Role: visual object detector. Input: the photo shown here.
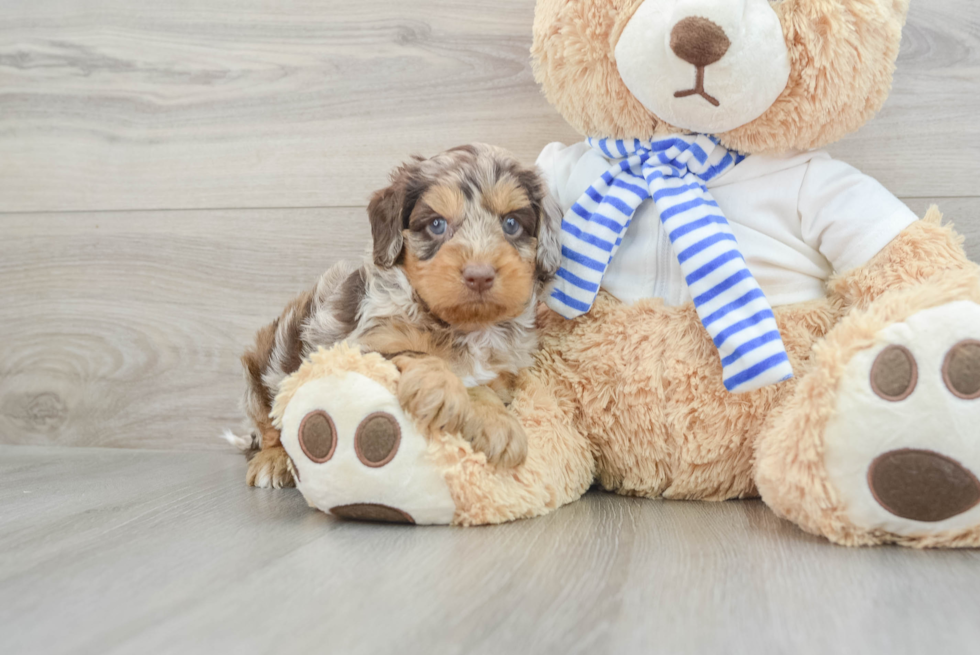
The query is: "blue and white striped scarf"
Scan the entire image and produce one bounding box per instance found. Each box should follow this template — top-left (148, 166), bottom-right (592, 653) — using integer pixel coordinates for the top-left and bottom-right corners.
top-left (546, 134), bottom-right (793, 393)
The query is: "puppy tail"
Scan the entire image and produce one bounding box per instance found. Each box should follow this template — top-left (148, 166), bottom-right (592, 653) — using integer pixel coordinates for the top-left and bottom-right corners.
top-left (221, 429), bottom-right (260, 457)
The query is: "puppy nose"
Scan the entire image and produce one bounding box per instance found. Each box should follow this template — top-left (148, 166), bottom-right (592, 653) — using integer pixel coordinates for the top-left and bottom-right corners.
top-left (670, 16), bottom-right (731, 67)
top-left (463, 264), bottom-right (496, 293)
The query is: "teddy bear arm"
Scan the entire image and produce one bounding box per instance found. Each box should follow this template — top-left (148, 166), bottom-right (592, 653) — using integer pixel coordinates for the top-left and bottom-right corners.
top-left (826, 207), bottom-right (978, 313)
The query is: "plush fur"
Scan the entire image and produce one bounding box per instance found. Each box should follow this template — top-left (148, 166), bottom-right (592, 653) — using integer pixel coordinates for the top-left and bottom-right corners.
top-left (757, 213), bottom-right (980, 547)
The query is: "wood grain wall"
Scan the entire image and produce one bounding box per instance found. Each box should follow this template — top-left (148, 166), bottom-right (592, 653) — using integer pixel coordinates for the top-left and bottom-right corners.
top-left (1, 0), bottom-right (978, 450)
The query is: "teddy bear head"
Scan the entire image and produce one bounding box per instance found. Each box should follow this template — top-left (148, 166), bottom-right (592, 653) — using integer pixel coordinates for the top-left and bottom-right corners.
top-left (532, 0), bottom-right (909, 154)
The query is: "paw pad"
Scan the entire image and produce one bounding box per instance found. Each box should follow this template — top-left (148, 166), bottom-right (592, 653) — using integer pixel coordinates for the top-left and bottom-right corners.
top-left (868, 449), bottom-right (980, 522)
top-left (329, 503), bottom-right (415, 524)
top-left (354, 412), bottom-right (401, 467)
top-left (823, 302), bottom-right (980, 537)
top-left (942, 340), bottom-right (980, 399)
top-left (298, 410), bottom-right (337, 463)
top-left (870, 345), bottom-right (917, 401)
top-left (278, 371), bottom-right (456, 524)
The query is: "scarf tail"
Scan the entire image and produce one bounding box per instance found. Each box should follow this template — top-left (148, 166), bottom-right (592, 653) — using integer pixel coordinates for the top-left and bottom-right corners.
top-left (547, 135), bottom-right (794, 394)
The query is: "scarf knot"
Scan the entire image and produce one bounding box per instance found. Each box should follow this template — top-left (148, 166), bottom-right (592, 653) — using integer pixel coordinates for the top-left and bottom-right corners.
top-left (546, 134), bottom-right (793, 393)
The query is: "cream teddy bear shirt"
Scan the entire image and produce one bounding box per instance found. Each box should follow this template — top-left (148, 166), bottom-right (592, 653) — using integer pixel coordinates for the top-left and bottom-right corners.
top-left (537, 141), bottom-right (918, 307)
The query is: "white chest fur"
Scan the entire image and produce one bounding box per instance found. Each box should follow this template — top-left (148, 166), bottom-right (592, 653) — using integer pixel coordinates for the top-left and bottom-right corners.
top-left (456, 320), bottom-right (535, 388)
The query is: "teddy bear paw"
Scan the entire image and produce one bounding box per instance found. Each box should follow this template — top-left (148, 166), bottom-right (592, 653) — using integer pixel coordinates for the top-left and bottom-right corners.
top-left (824, 301), bottom-right (980, 538)
top-left (277, 371), bottom-right (457, 525)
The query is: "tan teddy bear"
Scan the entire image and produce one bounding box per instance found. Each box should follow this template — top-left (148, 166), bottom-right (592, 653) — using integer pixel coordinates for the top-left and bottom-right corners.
top-left (269, 0), bottom-right (980, 547)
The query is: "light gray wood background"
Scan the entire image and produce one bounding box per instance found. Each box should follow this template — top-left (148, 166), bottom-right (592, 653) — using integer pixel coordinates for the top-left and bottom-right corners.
top-left (1, 0), bottom-right (978, 451)
top-left (2, 4), bottom-right (980, 654)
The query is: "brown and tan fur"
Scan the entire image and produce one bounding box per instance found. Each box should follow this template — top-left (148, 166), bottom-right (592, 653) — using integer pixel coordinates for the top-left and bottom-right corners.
top-left (238, 144), bottom-right (562, 488)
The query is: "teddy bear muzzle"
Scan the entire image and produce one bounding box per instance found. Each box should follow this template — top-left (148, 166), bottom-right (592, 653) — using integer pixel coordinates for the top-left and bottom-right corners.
top-left (669, 16), bottom-right (730, 107)
top-left (615, 0), bottom-right (791, 133)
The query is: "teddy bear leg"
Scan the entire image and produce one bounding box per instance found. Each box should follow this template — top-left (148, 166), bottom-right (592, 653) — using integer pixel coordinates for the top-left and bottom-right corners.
top-left (422, 365), bottom-right (595, 526)
top-left (756, 274), bottom-right (980, 547)
top-left (274, 343), bottom-right (595, 526)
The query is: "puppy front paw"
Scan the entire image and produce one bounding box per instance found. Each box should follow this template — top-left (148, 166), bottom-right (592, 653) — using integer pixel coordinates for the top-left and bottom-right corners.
top-left (393, 355), bottom-right (469, 436)
top-left (463, 404), bottom-right (528, 468)
top-left (246, 446), bottom-right (296, 489)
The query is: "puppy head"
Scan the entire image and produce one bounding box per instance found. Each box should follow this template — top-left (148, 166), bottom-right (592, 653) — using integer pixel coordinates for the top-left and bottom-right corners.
top-left (368, 144), bottom-right (561, 331)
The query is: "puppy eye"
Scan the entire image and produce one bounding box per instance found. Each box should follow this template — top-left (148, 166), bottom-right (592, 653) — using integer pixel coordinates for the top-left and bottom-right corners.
top-left (428, 218), bottom-right (447, 236)
top-left (502, 216), bottom-right (522, 236)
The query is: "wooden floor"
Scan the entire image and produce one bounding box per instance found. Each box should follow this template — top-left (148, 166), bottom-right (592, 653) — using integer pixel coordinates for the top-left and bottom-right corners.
top-left (2, 1), bottom-right (980, 653)
top-left (2, 445), bottom-right (980, 655)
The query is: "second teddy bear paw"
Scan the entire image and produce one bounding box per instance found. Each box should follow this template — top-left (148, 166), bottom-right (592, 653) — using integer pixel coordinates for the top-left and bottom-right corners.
top-left (277, 369), bottom-right (457, 525)
top-left (825, 301), bottom-right (980, 540)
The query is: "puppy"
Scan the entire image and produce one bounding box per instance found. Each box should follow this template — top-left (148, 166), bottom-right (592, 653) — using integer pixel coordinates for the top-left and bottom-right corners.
top-left (236, 144), bottom-right (562, 488)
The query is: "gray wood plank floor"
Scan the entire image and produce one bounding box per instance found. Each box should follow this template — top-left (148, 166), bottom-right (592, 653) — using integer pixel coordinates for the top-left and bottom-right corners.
top-left (0, 208), bottom-right (371, 450)
top-left (2, 445), bottom-right (979, 655)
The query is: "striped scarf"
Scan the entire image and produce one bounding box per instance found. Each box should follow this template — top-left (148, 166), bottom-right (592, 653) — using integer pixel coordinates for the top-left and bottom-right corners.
top-left (546, 134), bottom-right (794, 393)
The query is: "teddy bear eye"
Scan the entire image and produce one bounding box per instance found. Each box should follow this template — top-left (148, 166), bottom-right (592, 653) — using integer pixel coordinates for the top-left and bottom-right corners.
top-left (502, 216), bottom-right (522, 236)
top-left (428, 218), bottom-right (447, 236)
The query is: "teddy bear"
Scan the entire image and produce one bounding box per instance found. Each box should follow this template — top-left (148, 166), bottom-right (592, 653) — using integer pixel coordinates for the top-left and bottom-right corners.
top-left (270, 0), bottom-right (980, 547)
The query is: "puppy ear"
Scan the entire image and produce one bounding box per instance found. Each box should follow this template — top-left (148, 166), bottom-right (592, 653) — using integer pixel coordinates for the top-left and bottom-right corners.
top-left (513, 165), bottom-right (564, 281)
top-left (368, 159), bottom-right (426, 268)
top-left (367, 185), bottom-right (405, 269)
top-left (535, 183), bottom-right (564, 280)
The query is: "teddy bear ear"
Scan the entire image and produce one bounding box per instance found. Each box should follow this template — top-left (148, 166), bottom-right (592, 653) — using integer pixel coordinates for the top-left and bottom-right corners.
top-left (532, 0), bottom-right (662, 141)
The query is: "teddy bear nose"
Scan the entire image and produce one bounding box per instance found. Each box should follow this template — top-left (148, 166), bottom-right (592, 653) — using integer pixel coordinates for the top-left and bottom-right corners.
top-left (670, 16), bottom-right (731, 67)
top-left (463, 264), bottom-right (496, 292)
